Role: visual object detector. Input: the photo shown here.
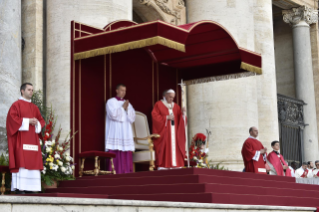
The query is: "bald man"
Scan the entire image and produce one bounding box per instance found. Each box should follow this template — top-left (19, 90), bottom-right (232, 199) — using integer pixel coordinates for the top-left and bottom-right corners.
top-left (241, 127), bottom-right (268, 174)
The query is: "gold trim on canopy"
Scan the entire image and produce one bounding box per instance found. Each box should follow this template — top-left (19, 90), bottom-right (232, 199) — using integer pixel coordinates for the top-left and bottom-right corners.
top-left (240, 62), bottom-right (262, 75)
top-left (74, 36), bottom-right (185, 60)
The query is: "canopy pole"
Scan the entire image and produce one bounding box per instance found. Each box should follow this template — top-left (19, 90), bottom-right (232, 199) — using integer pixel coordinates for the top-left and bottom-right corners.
top-left (179, 79), bottom-right (190, 168)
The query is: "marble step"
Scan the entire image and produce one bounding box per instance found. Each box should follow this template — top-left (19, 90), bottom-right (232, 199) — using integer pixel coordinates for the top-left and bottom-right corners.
top-left (109, 192), bottom-right (319, 208)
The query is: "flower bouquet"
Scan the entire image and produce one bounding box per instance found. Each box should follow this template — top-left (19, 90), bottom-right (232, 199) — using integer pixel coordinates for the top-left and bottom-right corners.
top-left (40, 110), bottom-right (76, 187)
top-left (189, 133), bottom-right (209, 168)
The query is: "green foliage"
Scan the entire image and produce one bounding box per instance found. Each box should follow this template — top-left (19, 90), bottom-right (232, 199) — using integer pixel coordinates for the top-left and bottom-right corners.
top-left (208, 161), bottom-right (229, 170)
top-left (0, 153), bottom-right (9, 166)
top-left (31, 90), bottom-right (49, 121)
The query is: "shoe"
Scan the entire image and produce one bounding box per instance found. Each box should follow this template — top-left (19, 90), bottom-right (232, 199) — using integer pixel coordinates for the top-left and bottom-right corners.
top-left (15, 190), bottom-right (25, 194)
top-left (24, 191), bottom-right (37, 194)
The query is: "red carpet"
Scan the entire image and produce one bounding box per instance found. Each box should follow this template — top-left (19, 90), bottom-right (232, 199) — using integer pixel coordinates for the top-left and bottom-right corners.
top-left (43, 168), bottom-right (319, 208)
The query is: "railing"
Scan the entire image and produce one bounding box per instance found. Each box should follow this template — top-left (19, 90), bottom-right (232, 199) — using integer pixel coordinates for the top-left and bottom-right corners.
top-left (277, 94), bottom-right (306, 166)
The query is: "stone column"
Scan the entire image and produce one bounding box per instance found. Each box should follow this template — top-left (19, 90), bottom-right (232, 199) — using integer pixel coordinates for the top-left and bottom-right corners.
top-left (46, 0), bottom-right (132, 139)
top-left (253, 0), bottom-right (280, 150)
top-left (21, 0), bottom-right (43, 91)
top-left (0, 0), bottom-right (21, 153)
top-left (186, 0), bottom-right (259, 171)
top-left (283, 6), bottom-right (319, 162)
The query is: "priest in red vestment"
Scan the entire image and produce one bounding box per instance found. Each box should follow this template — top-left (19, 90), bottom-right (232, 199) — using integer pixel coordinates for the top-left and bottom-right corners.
top-left (152, 89), bottom-right (186, 170)
top-left (6, 83), bottom-right (45, 194)
top-left (241, 126), bottom-right (268, 174)
top-left (266, 141), bottom-right (291, 177)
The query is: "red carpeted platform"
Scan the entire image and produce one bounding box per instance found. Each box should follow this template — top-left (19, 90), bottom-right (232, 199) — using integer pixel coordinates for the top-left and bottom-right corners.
top-left (44, 168), bottom-right (319, 208)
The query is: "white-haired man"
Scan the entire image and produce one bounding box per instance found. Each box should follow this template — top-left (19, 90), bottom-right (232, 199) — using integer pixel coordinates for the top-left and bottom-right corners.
top-left (152, 89), bottom-right (186, 170)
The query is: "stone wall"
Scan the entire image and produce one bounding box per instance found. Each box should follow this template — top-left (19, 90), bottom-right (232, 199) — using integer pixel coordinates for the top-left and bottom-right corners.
top-left (21, 0), bottom-right (43, 91)
top-left (273, 6), bottom-right (296, 98)
top-left (46, 0), bottom-right (132, 139)
top-left (186, 0), bottom-right (260, 171)
top-left (0, 196), bottom-right (315, 212)
top-left (0, 0), bottom-right (22, 154)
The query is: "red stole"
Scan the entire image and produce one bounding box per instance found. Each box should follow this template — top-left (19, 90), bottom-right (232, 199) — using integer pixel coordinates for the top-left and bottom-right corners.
top-left (267, 151), bottom-right (291, 177)
top-left (6, 100), bottom-right (45, 173)
top-left (241, 138), bottom-right (266, 174)
top-left (317, 171), bottom-right (319, 177)
top-left (151, 101), bottom-right (186, 168)
top-left (301, 169), bottom-right (309, 178)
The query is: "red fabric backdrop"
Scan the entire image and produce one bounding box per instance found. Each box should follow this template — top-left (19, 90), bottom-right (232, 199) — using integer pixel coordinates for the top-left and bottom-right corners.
top-left (71, 48), bottom-right (181, 175)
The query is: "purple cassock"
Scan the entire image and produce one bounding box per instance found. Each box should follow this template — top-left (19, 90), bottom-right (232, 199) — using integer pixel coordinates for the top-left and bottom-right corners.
top-left (105, 95), bottom-right (135, 174)
top-left (107, 150), bottom-right (133, 174)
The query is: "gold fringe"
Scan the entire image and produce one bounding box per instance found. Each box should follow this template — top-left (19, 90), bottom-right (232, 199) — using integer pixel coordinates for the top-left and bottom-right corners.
top-left (240, 62), bottom-right (262, 75)
top-left (74, 36), bottom-right (185, 60)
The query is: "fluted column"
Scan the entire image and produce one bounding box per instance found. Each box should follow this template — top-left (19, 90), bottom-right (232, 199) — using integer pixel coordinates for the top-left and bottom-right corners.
top-left (283, 6), bottom-right (319, 162)
top-left (186, 0), bottom-right (259, 171)
top-left (46, 0), bottom-right (132, 139)
top-left (0, 0), bottom-right (21, 153)
top-left (21, 0), bottom-right (43, 91)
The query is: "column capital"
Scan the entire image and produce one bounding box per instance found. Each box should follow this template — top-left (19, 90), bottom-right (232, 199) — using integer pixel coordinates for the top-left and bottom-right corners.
top-left (282, 5), bottom-right (318, 26)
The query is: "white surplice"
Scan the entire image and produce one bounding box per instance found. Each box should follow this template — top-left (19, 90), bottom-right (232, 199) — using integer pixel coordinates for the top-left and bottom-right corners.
top-left (105, 97), bottom-right (136, 151)
top-left (295, 167), bottom-right (313, 178)
top-left (11, 97), bottom-right (41, 191)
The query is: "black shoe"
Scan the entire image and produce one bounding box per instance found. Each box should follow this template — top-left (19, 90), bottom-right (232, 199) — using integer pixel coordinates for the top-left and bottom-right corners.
top-left (15, 190), bottom-right (25, 194)
top-left (24, 191), bottom-right (37, 194)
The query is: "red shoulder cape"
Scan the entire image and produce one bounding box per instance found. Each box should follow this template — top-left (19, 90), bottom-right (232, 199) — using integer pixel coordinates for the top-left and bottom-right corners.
top-left (267, 151), bottom-right (291, 177)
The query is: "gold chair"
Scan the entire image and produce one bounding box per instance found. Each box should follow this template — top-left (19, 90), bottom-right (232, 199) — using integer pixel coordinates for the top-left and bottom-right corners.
top-left (132, 111), bottom-right (159, 171)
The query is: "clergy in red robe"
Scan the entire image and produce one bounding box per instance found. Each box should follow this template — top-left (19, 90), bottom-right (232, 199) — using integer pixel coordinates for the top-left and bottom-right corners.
top-left (6, 83), bottom-right (45, 194)
top-left (266, 141), bottom-right (291, 177)
top-left (152, 89), bottom-right (186, 170)
top-left (241, 126), bottom-right (268, 174)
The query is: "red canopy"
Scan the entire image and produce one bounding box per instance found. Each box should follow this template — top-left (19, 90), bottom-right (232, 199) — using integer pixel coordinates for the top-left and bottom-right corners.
top-left (73, 20), bottom-right (262, 75)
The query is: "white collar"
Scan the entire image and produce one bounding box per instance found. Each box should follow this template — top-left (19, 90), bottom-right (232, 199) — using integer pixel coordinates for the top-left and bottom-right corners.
top-left (161, 98), bottom-right (174, 109)
top-left (249, 135), bottom-right (257, 140)
top-left (19, 96), bottom-right (31, 103)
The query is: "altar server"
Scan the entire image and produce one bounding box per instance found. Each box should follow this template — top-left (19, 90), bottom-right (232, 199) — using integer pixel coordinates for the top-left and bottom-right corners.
top-left (241, 127), bottom-right (268, 174)
top-left (312, 160), bottom-right (319, 178)
top-left (266, 141), bottom-right (291, 177)
top-left (152, 89), bottom-right (186, 170)
top-left (105, 84), bottom-right (135, 174)
top-left (295, 162), bottom-right (312, 178)
top-left (6, 83), bottom-right (45, 194)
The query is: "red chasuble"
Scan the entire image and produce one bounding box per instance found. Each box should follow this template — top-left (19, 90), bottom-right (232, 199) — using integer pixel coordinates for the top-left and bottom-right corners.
top-left (241, 138), bottom-right (266, 174)
top-left (151, 101), bottom-right (186, 168)
top-left (6, 100), bottom-right (45, 173)
top-left (267, 151), bottom-right (291, 177)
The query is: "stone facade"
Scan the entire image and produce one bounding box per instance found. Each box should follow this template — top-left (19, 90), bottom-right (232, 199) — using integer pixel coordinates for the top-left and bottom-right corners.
top-left (0, 196), bottom-right (315, 212)
top-left (46, 0), bottom-right (132, 140)
top-left (274, 6), bottom-right (296, 98)
top-left (21, 0), bottom-right (43, 91)
top-left (186, 0), bottom-right (278, 171)
top-left (1, 0), bottom-right (319, 167)
top-left (0, 0), bottom-right (21, 153)
top-left (134, 0), bottom-right (186, 25)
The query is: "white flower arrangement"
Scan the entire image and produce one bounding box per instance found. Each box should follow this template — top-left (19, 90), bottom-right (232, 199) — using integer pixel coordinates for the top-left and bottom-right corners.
top-left (60, 167), bottom-right (66, 173)
top-left (46, 147), bottom-right (52, 153)
top-left (54, 153), bottom-right (61, 159)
